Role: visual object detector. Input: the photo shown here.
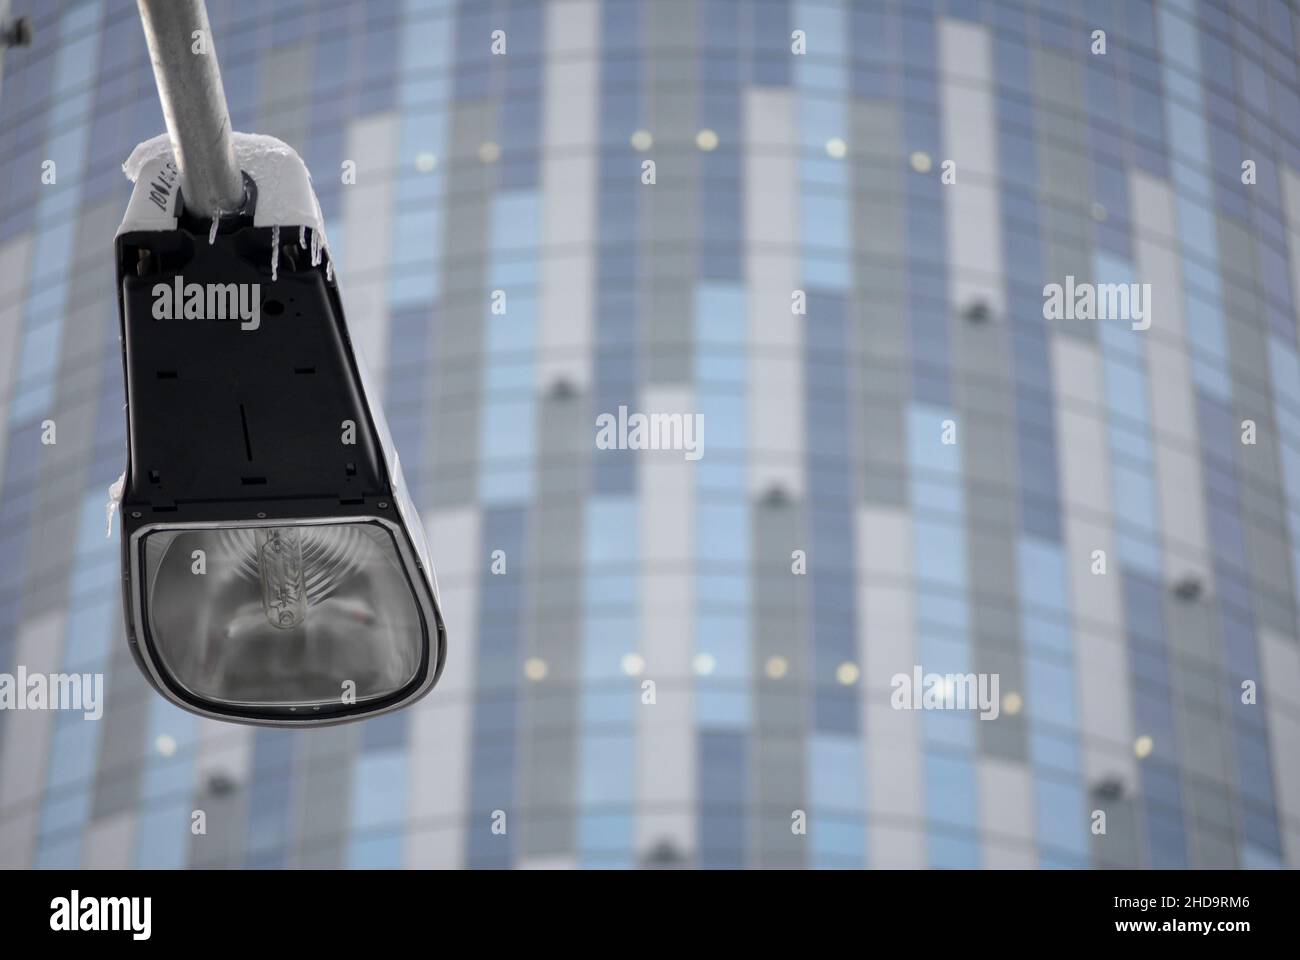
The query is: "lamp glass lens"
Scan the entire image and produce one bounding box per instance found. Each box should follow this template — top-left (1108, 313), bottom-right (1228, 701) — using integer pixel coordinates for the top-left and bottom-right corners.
top-left (142, 521), bottom-right (423, 711)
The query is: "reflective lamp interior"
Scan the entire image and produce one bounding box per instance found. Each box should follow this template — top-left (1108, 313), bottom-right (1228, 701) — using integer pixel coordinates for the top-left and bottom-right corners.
top-left (142, 522), bottom-right (423, 711)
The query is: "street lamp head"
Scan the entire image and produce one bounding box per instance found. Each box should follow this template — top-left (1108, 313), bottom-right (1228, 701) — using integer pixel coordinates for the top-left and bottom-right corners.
top-left (112, 134), bottom-right (446, 726)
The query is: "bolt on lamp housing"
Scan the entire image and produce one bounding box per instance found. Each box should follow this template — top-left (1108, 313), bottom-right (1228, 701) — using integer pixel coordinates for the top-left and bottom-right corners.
top-left (113, 134), bottom-right (445, 726)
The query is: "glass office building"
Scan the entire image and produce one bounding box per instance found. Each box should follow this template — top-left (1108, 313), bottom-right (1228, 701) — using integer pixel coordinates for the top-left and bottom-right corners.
top-left (1, 0), bottom-right (1298, 869)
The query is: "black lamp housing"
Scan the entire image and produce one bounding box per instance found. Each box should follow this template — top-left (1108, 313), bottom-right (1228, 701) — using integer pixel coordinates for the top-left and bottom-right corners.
top-left (113, 138), bottom-right (445, 726)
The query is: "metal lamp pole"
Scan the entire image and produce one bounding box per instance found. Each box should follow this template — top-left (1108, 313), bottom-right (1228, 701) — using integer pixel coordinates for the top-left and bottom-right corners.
top-left (136, 0), bottom-right (245, 218)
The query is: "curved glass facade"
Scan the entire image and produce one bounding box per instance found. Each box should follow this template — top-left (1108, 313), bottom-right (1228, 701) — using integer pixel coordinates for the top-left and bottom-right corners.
top-left (0, 0), bottom-right (1298, 869)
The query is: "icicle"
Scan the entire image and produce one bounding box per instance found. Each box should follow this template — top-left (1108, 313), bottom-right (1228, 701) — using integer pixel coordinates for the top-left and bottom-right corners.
top-left (310, 228), bottom-right (322, 267)
top-left (299, 225), bottom-right (307, 248)
top-left (326, 260), bottom-right (333, 283)
top-left (270, 224), bottom-right (280, 282)
top-left (209, 216), bottom-right (219, 245)
top-left (105, 472), bottom-right (126, 538)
